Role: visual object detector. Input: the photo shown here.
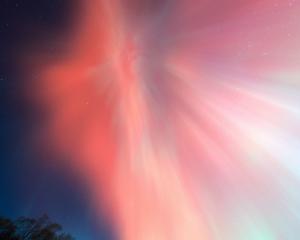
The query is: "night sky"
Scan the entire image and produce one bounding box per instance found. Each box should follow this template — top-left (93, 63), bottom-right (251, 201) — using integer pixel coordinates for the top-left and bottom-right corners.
top-left (2, 0), bottom-right (300, 239)
top-left (0, 1), bottom-right (114, 239)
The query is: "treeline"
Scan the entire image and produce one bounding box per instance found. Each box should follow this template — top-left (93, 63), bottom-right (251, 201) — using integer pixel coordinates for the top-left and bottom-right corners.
top-left (0, 214), bottom-right (74, 240)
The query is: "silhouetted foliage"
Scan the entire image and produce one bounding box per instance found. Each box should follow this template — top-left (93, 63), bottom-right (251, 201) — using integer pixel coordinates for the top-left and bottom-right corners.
top-left (0, 214), bottom-right (75, 240)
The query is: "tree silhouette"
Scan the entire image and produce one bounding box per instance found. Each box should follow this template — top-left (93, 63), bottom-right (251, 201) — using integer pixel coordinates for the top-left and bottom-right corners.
top-left (0, 214), bottom-right (74, 240)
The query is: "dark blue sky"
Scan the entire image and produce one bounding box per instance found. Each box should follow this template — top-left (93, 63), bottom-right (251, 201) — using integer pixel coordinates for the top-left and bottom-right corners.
top-left (0, 1), bottom-right (114, 239)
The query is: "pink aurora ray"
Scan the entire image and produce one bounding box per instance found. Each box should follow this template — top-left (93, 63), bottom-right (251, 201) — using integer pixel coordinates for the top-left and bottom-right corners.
top-left (28, 0), bottom-right (300, 239)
